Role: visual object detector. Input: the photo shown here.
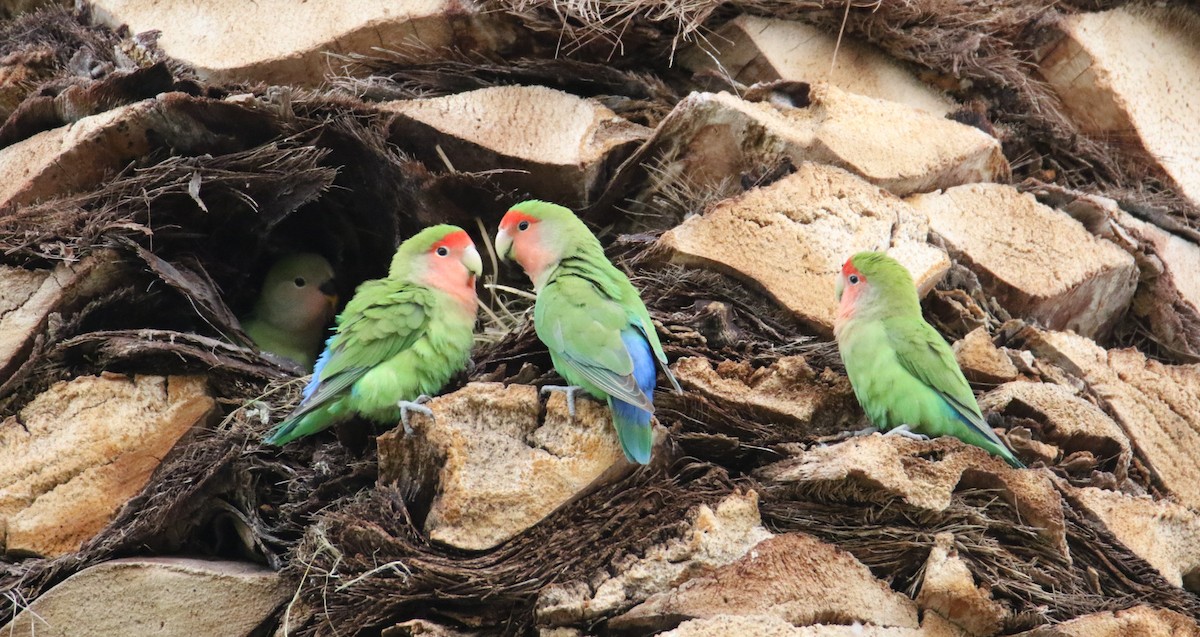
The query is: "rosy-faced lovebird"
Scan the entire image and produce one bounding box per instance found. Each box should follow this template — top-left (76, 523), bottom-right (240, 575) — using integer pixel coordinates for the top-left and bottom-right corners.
top-left (495, 200), bottom-right (681, 464)
top-left (263, 225), bottom-right (482, 446)
top-left (241, 253), bottom-right (338, 368)
top-left (834, 251), bottom-right (1024, 468)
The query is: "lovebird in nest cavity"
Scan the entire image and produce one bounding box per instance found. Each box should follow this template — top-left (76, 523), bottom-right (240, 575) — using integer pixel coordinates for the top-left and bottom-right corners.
top-left (834, 251), bottom-right (1024, 468)
top-left (241, 253), bottom-right (338, 369)
top-left (263, 225), bottom-right (482, 446)
top-left (495, 200), bottom-right (681, 464)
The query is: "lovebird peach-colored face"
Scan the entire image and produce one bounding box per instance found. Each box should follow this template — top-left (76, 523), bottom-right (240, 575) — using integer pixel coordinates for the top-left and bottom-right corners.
top-left (422, 229), bottom-right (482, 312)
top-left (495, 209), bottom-right (556, 282)
top-left (836, 257), bottom-right (869, 322)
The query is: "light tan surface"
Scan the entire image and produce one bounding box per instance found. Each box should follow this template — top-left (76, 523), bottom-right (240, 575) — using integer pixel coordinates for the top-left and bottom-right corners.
top-left (1013, 606), bottom-right (1200, 637)
top-left (659, 615), bottom-right (967, 637)
top-left (90, 0), bottom-right (514, 85)
top-left (953, 328), bottom-right (1019, 385)
top-left (0, 374), bottom-right (214, 557)
top-left (759, 435), bottom-right (1066, 553)
top-left (382, 86), bottom-right (649, 207)
top-left (1069, 485), bottom-right (1200, 589)
top-left (537, 492), bottom-right (772, 626)
top-left (0, 100), bottom-right (155, 208)
top-left (909, 184), bottom-right (1137, 338)
top-left (648, 86), bottom-right (1007, 198)
top-left (612, 533), bottom-right (920, 632)
top-left (917, 533), bottom-right (1007, 636)
top-left (671, 355), bottom-right (855, 428)
top-left (659, 162), bottom-right (949, 335)
top-left (680, 15), bottom-right (953, 115)
top-left (1038, 6), bottom-right (1200, 209)
top-left (1, 558), bottom-right (286, 637)
top-left (1024, 329), bottom-right (1200, 511)
top-left (980, 381), bottom-right (1131, 476)
top-left (378, 382), bottom-right (628, 551)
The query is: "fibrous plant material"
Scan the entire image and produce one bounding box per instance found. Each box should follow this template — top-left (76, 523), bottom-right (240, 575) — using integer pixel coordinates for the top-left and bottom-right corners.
top-left (2, 1), bottom-right (1200, 635)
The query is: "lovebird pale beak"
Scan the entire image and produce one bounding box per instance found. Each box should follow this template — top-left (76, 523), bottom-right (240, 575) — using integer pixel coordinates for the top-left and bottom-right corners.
top-left (463, 244), bottom-right (483, 278)
top-left (494, 228), bottom-right (512, 263)
top-left (319, 279), bottom-right (339, 313)
top-left (835, 274), bottom-right (844, 302)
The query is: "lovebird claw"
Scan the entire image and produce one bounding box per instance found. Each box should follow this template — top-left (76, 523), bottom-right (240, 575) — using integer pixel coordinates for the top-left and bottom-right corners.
top-left (885, 424), bottom-right (929, 441)
top-left (397, 399), bottom-right (435, 435)
top-left (541, 384), bottom-right (584, 418)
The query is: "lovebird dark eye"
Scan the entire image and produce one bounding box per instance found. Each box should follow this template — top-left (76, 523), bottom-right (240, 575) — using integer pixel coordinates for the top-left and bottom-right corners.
top-left (294, 277), bottom-right (306, 287)
top-left (436, 246), bottom-right (449, 257)
top-left (517, 220), bottom-right (530, 231)
top-left (849, 275), bottom-right (860, 285)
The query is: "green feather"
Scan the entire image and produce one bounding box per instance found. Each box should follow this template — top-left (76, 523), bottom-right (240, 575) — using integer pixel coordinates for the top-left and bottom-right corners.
top-left (264, 226), bottom-right (477, 445)
top-left (512, 200), bottom-right (681, 462)
top-left (837, 252), bottom-right (1024, 468)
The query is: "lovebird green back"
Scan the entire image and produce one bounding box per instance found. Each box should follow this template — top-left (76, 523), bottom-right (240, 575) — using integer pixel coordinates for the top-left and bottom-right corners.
top-left (241, 253), bottom-right (337, 369)
top-left (495, 200), bottom-right (681, 464)
top-left (263, 225), bottom-right (482, 446)
top-left (834, 251), bottom-right (1024, 468)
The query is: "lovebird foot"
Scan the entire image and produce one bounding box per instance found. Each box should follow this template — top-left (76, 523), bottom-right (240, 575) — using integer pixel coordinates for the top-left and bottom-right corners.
top-left (541, 384), bottom-right (585, 418)
top-left (884, 424), bottom-right (929, 441)
top-left (397, 395), bottom-right (434, 435)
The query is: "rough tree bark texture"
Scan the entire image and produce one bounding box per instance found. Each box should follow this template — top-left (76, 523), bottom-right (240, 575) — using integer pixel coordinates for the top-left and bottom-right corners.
top-left (1, 1), bottom-right (1199, 637)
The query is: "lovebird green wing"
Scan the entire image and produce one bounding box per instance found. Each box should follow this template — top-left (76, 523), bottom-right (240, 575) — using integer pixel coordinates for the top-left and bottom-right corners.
top-left (885, 316), bottom-right (1023, 467)
top-left (535, 275), bottom-right (654, 412)
top-left (265, 281), bottom-right (431, 443)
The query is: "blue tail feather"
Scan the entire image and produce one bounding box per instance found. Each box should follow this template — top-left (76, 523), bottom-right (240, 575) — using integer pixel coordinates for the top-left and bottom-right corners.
top-left (611, 329), bottom-right (658, 464)
top-left (302, 336), bottom-right (334, 400)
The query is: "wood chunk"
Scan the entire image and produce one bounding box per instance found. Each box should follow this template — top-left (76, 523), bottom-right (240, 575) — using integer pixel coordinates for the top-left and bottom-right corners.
top-left (0, 375), bottom-right (214, 557)
top-left (908, 184), bottom-right (1137, 338)
top-left (536, 492), bottom-right (772, 627)
top-left (980, 381), bottom-right (1131, 478)
top-left (671, 355), bottom-right (856, 436)
top-left (660, 615), bottom-right (967, 637)
top-left (377, 382), bottom-right (629, 551)
top-left (89, 0), bottom-right (517, 86)
top-left (661, 616), bottom-right (966, 637)
top-left (610, 533), bottom-right (919, 634)
top-left (953, 327), bottom-right (1019, 385)
top-left (1037, 6), bottom-right (1200, 209)
top-left (0, 558), bottom-right (286, 637)
top-left (0, 254), bottom-right (126, 385)
top-left (1110, 206), bottom-right (1200, 361)
top-left (383, 86), bottom-right (649, 208)
top-left (0, 100), bottom-right (157, 208)
top-left (758, 435), bottom-right (1066, 553)
top-left (658, 162), bottom-right (949, 335)
top-left (680, 16), bottom-right (953, 116)
top-left (917, 533), bottom-right (1008, 636)
top-left (1021, 329), bottom-right (1200, 511)
top-left (1068, 486), bottom-right (1200, 590)
top-left (638, 85), bottom-right (1007, 198)
top-left (1013, 606), bottom-right (1200, 637)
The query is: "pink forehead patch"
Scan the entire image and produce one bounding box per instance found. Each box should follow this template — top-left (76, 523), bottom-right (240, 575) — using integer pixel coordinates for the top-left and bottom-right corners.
top-left (500, 210), bottom-right (538, 230)
top-left (841, 259), bottom-right (861, 277)
top-left (433, 230), bottom-right (472, 252)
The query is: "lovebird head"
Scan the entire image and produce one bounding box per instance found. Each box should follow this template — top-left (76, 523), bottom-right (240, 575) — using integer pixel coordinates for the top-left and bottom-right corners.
top-left (835, 251), bottom-right (922, 328)
top-left (392, 224), bottom-right (482, 312)
top-left (254, 252), bottom-right (338, 333)
top-left (495, 200), bottom-right (599, 290)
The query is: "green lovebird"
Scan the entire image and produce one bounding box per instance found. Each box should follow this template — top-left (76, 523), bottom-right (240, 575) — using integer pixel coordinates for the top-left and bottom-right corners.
top-left (495, 200), bottom-right (681, 464)
top-left (241, 253), bottom-right (338, 369)
top-left (263, 225), bottom-right (482, 446)
top-left (834, 251), bottom-right (1024, 468)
